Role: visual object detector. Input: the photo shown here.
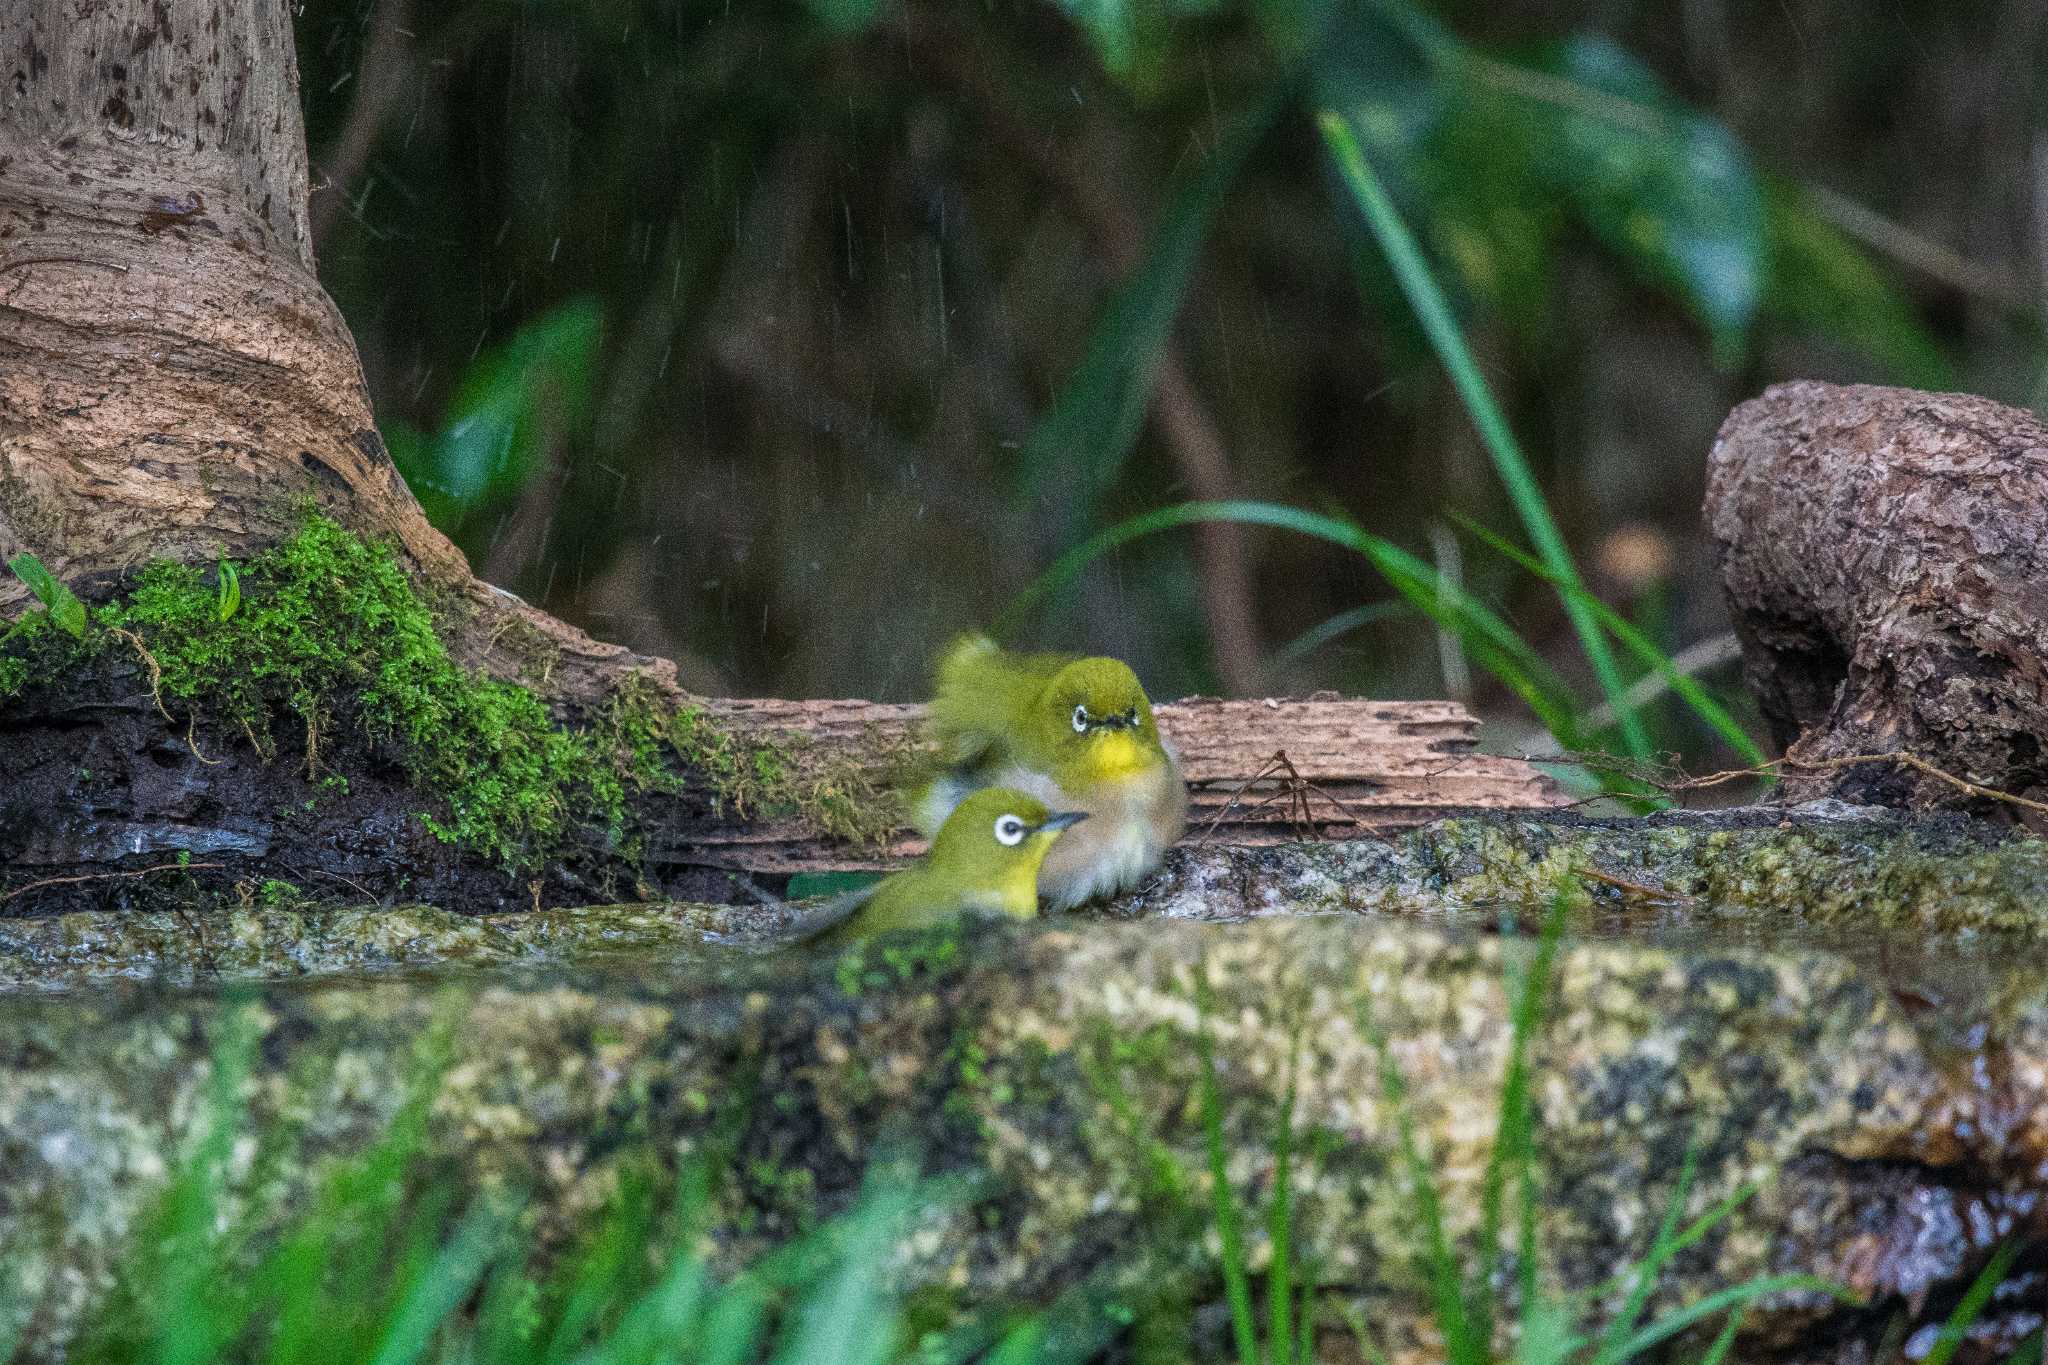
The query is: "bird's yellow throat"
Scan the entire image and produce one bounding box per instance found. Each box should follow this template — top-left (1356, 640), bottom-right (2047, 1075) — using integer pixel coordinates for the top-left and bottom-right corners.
top-left (1080, 730), bottom-right (1153, 782)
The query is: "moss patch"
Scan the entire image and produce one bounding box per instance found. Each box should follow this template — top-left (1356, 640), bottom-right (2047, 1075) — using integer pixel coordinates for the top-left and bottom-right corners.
top-left (0, 514), bottom-right (885, 875)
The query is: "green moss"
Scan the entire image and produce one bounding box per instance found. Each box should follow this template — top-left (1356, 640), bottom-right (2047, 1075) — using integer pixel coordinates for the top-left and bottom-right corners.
top-left (0, 514), bottom-right (895, 875)
top-left (669, 703), bottom-right (904, 848)
top-left (70, 516), bottom-right (649, 871)
top-left (0, 608), bottom-right (94, 700)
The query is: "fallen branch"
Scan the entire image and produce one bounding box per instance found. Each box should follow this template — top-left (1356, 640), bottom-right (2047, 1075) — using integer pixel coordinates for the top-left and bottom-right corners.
top-left (3, 862), bottom-right (223, 903)
top-left (685, 694), bottom-right (1567, 872)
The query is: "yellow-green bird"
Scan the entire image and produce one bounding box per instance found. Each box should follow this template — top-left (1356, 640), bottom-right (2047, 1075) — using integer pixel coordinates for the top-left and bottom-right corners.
top-left (913, 634), bottom-right (1186, 911)
top-left (798, 787), bottom-right (1087, 948)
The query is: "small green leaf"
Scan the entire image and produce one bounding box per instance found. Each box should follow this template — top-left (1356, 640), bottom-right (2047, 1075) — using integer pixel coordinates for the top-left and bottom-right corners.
top-left (216, 560), bottom-right (241, 623)
top-left (784, 871), bottom-right (881, 901)
top-left (8, 551), bottom-right (87, 638)
top-left (389, 298), bottom-right (604, 532)
top-left (800, 0), bottom-right (888, 37)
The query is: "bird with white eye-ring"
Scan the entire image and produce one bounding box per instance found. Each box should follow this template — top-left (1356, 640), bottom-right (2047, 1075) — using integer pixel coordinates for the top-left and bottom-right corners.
top-left (914, 635), bottom-right (1186, 911)
top-left (794, 788), bottom-right (1087, 947)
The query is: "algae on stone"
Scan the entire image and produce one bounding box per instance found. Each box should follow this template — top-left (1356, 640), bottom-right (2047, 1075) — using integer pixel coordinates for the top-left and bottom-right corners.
top-left (2, 915), bottom-right (2039, 1361)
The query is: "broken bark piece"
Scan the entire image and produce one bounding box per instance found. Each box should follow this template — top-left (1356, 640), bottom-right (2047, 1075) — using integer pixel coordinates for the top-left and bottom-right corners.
top-left (684, 693), bottom-right (1567, 872)
top-left (1706, 381), bottom-right (2048, 811)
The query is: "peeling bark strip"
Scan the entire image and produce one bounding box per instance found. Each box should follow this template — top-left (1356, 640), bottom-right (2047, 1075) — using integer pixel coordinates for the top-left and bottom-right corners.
top-left (1706, 382), bottom-right (2048, 811)
top-left (688, 694), bottom-right (1564, 872)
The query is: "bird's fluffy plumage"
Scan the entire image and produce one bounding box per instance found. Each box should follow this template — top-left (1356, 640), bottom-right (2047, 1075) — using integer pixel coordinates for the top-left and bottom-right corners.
top-left (800, 787), bottom-right (1081, 947)
top-left (915, 634), bottom-right (1185, 911)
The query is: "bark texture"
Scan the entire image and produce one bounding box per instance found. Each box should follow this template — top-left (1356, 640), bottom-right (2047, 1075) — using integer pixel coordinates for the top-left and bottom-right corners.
top-left (0, 0), bottom-right (659, 714)
top-left (691, 693), bottom-right (1562, 871)
top-left (1707, 381), bottom-right (2048, 810)
top-left (0, 0), bottom-right (462, 589)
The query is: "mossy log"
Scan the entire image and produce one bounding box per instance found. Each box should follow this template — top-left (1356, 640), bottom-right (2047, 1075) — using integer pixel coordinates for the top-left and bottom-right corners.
top-left (5, 858), bottom-right (2047, 1360)
top-left (1, 512), bottom-right (1562, 915)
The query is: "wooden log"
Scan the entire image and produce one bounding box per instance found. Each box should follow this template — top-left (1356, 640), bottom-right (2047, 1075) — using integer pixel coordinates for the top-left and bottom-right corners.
top-left (1708, 381), bottom-right (2048, 813)
top-left (677, 693), bottom-right (1568, 873)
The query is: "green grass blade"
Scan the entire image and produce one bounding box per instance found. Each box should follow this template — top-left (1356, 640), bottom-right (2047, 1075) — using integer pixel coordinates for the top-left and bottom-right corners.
top-left (1453, 516), bottom-right (1768, 766)
top-left (1356, 1006), bottom-right (1486, 1364)
top-left (543, 1178), bottom-right (655, 1361)
top-left (771, 1182), bottom-right (913, 1365)
top-left (1315, 108), bottom-right (1649, 760)
top-left (2004, 1329), bottom-right (2046, 1365)
top-left (1480, 895), bottom-right (1565, 1351)
top-left (691, 1278), bottom-right (769, 1365)
top-left (148, 1002), bottom-right (264, 1365)
top-left (1603, 1274), bottom-right (1853, 1358)
top-left (1194, 962), bottom-right (1262, 1365)
top-left (1272, 601), bottom-right (1410, 671)
top-left (986, 1318), bottom-right (1049, 1365)
top-left (1266, 1018), bottom-right (1303, 1362)
top-left (1334, 1298), bottom-right (1394, 1365)
top-left (1564, 1176), bottom-right (1764, 1316)
top-left (1697, 1303), bottom-right (1749, 1365)
top-left (367, 1204), bottom-right (509, 1365)
top-left (996, 499), bottom-right (1589, 748)
top-left (1295, 1256), bottom-right (1318, 1365)
top-left (1590, 1138), bottom-right (1700, 1365)
top-left (1021, 92), bottom-right (1280, 515)
top-left (1922, 1241), bottom-right (2021, 1365)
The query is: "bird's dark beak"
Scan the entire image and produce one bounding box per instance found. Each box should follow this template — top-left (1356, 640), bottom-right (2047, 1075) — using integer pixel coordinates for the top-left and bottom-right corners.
top-left (1037, 811), bottom-right (1088, 834)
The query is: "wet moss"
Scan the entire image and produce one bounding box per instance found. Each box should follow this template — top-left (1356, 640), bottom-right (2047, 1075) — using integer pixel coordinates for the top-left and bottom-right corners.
top-left (669, 701), bottom-right (904, 848)
top-left (0, 514), bottom-right (891, 875)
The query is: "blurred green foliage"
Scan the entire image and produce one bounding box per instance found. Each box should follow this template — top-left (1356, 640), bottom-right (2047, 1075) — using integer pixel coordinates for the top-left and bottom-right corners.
top-left (383, 298), bottom-right (604, 533)
top-left (300, 0), bottom-right (2018, 763)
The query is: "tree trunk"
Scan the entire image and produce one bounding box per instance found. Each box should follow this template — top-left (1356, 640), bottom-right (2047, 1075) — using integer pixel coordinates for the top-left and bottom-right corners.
top-left (0, 0), bottom-right (459, 591)
top-left (1707, 381), bottom-right (2048, 814)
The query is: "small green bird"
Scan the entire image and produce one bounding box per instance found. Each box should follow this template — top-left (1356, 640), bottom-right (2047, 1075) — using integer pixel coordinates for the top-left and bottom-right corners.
top-left (913, 634), bottom-right (1187, 911)
top-left (799, 787), bottom-right (1087, 947)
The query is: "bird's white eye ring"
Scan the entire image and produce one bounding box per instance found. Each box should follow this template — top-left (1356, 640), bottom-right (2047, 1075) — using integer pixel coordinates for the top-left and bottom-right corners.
top-left (994, 815), bottom-right (1027, 846)
top-left (1071, 704), bottom-right (1089, 733)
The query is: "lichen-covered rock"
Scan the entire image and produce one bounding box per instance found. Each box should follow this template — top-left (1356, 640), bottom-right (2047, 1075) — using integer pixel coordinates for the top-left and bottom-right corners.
top-left (3, 910), bottom-right (2045, 1361)
top-left (9, 806), bottom-right (2048, 993)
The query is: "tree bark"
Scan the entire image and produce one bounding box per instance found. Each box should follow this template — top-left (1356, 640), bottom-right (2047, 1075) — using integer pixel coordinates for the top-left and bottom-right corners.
top-left (0, 0), bottom-right (458, 589)
top-left (1707, 381), bottom-right (2048, 812)
top-left (683, 694), bottom-right (1562, 872)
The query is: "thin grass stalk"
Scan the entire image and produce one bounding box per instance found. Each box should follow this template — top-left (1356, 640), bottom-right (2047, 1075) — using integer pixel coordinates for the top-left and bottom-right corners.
top-left (1476, 897), bottom-right (1565, 1352)
top-left (1266, 1018), bottom-right (1303, 1361)
top-left (1194, 962), bottom-right (1263, 1365)
top-left (1452, 516), bottom-right (1768, 765)
top-left (1922, 1241), bottom-right (2021, 1365)
top-left (1314, 110), bottom-right (1650, 760)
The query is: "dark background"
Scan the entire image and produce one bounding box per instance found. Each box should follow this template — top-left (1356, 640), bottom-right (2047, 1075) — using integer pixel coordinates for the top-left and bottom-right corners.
top-left (294, 0), bottom-right (2043, 766)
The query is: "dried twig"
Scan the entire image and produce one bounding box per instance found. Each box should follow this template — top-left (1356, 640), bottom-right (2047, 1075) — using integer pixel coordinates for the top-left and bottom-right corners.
top-left (1197, 748), bottom-right (1377, 843)
top-left (3, 862), bottom-right (222, 903)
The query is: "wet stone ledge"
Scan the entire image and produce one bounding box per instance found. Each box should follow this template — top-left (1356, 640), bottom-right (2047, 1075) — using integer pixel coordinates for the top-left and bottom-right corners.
top-left (3, 806), bottom-right (2048, 1359)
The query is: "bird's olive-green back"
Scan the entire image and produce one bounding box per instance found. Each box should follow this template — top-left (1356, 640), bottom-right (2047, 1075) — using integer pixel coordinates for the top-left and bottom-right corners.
top-left (926, 634), bottom-right (1164, 775)
top-left (814, 787), bottom-right (1062, 944)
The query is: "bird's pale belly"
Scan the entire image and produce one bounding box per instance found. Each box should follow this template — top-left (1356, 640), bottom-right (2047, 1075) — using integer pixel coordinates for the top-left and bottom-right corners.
top-left (990, 760), bottom-right (1187, 911)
